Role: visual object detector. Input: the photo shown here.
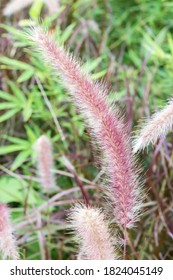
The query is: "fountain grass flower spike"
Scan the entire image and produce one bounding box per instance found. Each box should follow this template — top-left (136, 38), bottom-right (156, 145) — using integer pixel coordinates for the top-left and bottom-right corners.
top-left (0, 203), bottom-right (19, 260)
top-left (35, 135), bottom-right (55, 191)
top-left (133, 99), bottom-right (173, 153)
top-left (29, 26), bottom-right (142, 229)
top-left (69, 204), bottom-right (116, 260)
top-left (3, 0), bottom-right (59, 16)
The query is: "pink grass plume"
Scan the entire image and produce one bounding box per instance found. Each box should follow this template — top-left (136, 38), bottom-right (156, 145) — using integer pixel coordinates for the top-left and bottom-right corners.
top-left (3, 0), bottom-right (33, 16)
top-left (69, 204), bottom-right (116, 260)
top-left (29, 26), bottom-right (142, 228)
top-left (3, 0), bottom-right (59, 16)
top-left (133, 99), bottom-right (173, 153)
top-left (0, 203), bottom-right (19, 259)
top-left (35, 135), bottom-right (55, 191)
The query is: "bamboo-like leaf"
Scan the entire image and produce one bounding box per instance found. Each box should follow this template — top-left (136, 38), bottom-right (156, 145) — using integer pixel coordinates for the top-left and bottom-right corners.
top-left (11, 150), bottom-right (31, 171)
top-left (0, 144), bottom-right (27, 155)
top-left (23, 101), bottom-right (33, 122)
top-left (17, 69), bottom-right (34, 83)
top-left (25, 125), bottom-right (38, 142)
top-left (29, 0), bottom-right (43, 20)
top-left (0, 90), bottom-right (17, 101)
top-left (0, 108), bottom-right (20, 123)
top-left (82, 57), bottom-right (103, 73)
top-left (3, 135), bottom-right (30, 146)
top-left (59, 23), bottom-right (76, 44)
top-left (0, 56), bottom-right (34, 71)
top-left (91, 69), bottom-right (107, 80)
top-left (8, 81), bottom-right (26, 103)
top-left (0, 102), bottom-right (17, 110)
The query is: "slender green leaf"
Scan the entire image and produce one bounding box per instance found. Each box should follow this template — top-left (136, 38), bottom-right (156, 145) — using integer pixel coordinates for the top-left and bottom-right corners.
top-left (25, 125), bottom-right (38, 143)
top-left (0, 102), bottom-right (17, 110)
top-left (17, 69), bottom-right (34, 83)
top-left (29, 0), bottom-right (43, 20)
top-left (3, 135), bottom-right (30, 146)
top-left (0, 56), bottom-right (33, 71)
top-left (60, 23), bottom-right (76, 44)
top-left (0, 108), bottom-right (20, 123)
top-left (8, 81), bottom-right (26, 103)
top-left (0, 144), bottom-right (27, 155)
top-left (23, 101), bottom-right (33, 122)
top-left (0, 90), bottom-right (17, 101)
top-left (82, 57), bottom-right (103, 73)
top-left (11, 150), bottom-right (31, 171)
top-left (91, 69), bottom-right (107, 79)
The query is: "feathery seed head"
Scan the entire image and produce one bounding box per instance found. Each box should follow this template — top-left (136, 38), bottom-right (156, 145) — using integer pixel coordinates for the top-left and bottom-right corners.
top-left (3, 0), bottom-right (33, 16)
top-left (133, 99), bottom-right (173, 153)
top-left (0, 203), bottom-right (19, 260)
top-left (29, 26), bottom-right (143, 228)
top-left (35, 135), bottom-right (55, 191)
top-left (3, 0), bottom-right (59, 16)
top-left (69, 204), bottom-right (116, 260)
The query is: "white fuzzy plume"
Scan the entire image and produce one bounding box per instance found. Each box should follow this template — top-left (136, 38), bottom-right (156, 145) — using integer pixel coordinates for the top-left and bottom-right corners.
top-left (133, 99), bottom-right (173, 153)
top-left (69, 204), bottom-right (116, 260)
top-left (35, 135), bottom-right (55, 191)
top-left (3, 0), bottom-right (33, 16)
top-left (0, 204), bottom-right (19, 260)
top-left (3, 0), bottom-right (59, 16)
